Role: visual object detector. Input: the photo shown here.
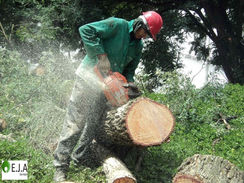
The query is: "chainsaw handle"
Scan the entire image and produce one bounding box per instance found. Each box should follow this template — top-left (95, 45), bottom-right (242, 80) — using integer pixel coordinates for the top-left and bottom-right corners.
top-left (94, 65), bottom-right (112, 82)
top-left (122, 82), bottom-right (141, 99)
top-left (123, 82), bottom-right (139, 90)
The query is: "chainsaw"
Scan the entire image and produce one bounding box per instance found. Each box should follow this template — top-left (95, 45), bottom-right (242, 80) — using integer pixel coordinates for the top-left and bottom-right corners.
top-left (94, 66), bottom-right (129, 107)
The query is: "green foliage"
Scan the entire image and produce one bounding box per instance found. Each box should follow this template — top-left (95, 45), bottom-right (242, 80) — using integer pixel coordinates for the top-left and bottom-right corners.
top-left (0, 2), bottom-right (243, 177)
top-left (179, 0), bottom-right (244, 84)
top-left (1, 0), bottom-right (244, 84)
top-left (132, 72), bottom-right (244, 183)
top-left (0, 48), bottom-right (75, 149)
top-left (142, 10), bottom-right (185, 76)
top-left (67, 164), bottom-right (106, 183)
top-left (102, 0), bottom-right (244, 84)
top-left (0, 48), bottom-right (108, 182)
top-left (0, 0), bottom-right (186, 85)
top-left (0, 139), bottom-right (53, 183)
top-left (0, 0), bottom-right (107, 52)
top-left (0, 49), bottom-right (243, 182)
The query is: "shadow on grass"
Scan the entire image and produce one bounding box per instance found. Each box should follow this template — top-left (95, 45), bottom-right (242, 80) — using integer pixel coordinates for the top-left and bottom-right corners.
top-left (125, 147), bottom-right (183, 183)
top-left (64, 144), bottom-right (183, 183)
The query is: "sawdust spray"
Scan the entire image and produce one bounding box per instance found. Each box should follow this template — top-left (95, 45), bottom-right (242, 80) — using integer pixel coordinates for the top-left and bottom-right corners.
top-left (25, 50), bottom-right (104, 154)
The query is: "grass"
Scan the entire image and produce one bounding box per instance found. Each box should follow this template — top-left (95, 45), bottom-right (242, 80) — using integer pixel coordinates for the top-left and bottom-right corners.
top-left (0, 49), bottom-right (243, 182)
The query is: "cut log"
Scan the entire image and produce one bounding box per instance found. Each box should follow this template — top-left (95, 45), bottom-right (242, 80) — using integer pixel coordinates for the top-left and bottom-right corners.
top-left (103, 157), bottom-right (136, 183)
top-left (91, 97), bottom-right (175, 183)
top-left (96, 97), bottom-right (175, 147)
top-left (173, 154), bottom-right (244, 183)
top-left (90, 141), bottom-right (136, 183)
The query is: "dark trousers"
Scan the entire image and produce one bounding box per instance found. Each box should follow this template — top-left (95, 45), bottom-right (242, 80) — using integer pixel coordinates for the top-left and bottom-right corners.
top-left (53, 75), bottom-right (106, 168)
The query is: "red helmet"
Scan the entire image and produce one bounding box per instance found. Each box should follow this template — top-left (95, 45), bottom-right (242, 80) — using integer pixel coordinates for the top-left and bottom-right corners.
top-left (141, 11), bottom-right (163, 40)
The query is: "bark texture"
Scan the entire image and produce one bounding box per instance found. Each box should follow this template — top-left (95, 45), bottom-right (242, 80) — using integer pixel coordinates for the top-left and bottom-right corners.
top-left (95, 97), bottom-right (175, 147)
top-left (173, 154), bottom-right (244, 183)
top-left (103, 157), bottom-right (136, 183)
top-left (96, 99), bottom-right (135, 146)
top-left (91, 141), bottom-right (136, 183)
top-left (93, 97), bottom-right (175, 183)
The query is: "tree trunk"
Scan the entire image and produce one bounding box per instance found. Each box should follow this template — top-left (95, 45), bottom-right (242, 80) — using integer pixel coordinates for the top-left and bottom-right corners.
top-left (173, 154), bottom-right (244, 183)
top-left (95, 97), bottom-right (175, 147)
top-left (217, 40), bottom-right (244, 85)
top-left (92, 97), bottom-right (175, 183)
top-left (90, 141), bottom-right (136, 183)
top-left (103, 156), bottom-right (136, 183)
top-left (200, 0), bottom-right (244, 85)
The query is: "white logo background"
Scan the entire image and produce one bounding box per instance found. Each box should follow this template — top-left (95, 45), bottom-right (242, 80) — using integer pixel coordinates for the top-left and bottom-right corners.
top-left (2, 160), bottom-right (28, 180)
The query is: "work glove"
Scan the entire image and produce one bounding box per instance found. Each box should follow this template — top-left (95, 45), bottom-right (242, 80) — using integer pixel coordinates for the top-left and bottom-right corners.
top-left (123, 82), bottom-right (141, 99)
top-left (96, 54), bottom-right (111, 77)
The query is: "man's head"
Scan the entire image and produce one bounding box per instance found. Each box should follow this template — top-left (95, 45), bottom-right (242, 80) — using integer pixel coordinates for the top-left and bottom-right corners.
top-left (134, 27), bottom-right (148, 39)
top-left (133, 11), bottom-right (163, 41)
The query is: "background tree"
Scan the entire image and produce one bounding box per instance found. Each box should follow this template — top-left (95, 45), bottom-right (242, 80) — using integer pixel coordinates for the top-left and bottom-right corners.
top-left (1, 0), bottom-right (243, 84)
top-left (0, 0), bottom-right (106, 60)
top-left (113, 0), bottom-right (244, 84)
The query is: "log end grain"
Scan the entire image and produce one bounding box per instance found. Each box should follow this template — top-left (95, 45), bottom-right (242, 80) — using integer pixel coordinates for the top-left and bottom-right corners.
top-left (113, 177), bottom-right (136, 183)
top-left (173, 174), bottom-right (203, 183)
top-left (103, 156), bottom-right (137, 183)
top-left (126, 98), bottom-right (175, 146)
top-left (173, 154), bottom-right (244, 183)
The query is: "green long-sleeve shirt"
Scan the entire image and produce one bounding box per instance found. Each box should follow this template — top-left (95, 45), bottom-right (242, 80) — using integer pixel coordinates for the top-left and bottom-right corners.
top-left (76, 17), bottom-right (143, 82)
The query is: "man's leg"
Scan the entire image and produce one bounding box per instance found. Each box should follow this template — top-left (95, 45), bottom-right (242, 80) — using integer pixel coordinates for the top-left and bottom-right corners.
top-left (71, 85), bottom-right (107, 165)
top-left (53, 77), bottom-right (99, 181)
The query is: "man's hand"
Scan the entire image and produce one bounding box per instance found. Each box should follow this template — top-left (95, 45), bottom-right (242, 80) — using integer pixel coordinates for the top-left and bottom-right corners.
top-left (97, 54), bottom-right (111, 76)
top-left (123, 82), bottom-right (141, 99)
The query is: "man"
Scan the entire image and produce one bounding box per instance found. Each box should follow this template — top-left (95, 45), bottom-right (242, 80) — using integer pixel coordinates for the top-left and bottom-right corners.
top-left (53, 11), bottom-right (163, 182)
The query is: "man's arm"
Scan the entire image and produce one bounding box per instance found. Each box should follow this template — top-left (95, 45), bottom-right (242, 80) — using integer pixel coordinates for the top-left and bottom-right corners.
top-left (79, 18), bottom-right (122, 59)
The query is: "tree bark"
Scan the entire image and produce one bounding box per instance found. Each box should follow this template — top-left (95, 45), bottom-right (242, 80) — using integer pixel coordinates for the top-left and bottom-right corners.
top-left (90, 141), bottom-right (136, 183)
top-left (92, 97), bottom-right (175, 183)
top-left (95, 97), bottom-right (175, 147)
top-left (173, 154), bottom-right (244, 183)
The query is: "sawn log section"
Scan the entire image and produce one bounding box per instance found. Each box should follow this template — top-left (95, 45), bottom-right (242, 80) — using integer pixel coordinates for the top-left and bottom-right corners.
top-left (95, 97), bottom-right (175, 147)
top-left (93, 97), bottom-right (175, 183)
top-left (173, 154), bottom-right (244, 183)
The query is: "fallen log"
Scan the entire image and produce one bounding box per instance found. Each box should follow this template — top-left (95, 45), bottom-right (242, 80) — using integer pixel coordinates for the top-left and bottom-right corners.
top-left (95, 97), bottom-right (175, 147)
top-left (173, 154), bottom-right (244, 183)
top-left (90, 140), bottom-right (136, 183)
top-left (92, 97), bottom-right (175, 183)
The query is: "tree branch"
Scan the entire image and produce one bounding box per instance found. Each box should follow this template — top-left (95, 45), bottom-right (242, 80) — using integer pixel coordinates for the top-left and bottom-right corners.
top-left (0, 22), bottom-right (9, 43)
top-left (217, 113), bottom-right (231, 130)
top-left (0, 22), bottom-right (13, 47)
top-left (184, 9), bottom-right (215, 41)
top-left (194, 8), bottom-right (218, 42)
top-left (116, 0), bottom-right (188, 12)
top-left (235, 0), bottom-right (244, 38)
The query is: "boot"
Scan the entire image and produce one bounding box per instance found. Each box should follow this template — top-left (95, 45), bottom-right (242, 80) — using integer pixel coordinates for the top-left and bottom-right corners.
top-left (53, 167), bottom-right (67, 182)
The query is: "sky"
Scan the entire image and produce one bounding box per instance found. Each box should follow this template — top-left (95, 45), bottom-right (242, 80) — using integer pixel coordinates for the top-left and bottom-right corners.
top-left (178, 37), bottom-right (228, 88)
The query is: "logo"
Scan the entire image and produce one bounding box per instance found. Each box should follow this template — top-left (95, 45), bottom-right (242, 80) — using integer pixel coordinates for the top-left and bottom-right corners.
top-left (1, 161), bottom-right (10, 173)
top-left (1, 160), bottom-right (28, 180)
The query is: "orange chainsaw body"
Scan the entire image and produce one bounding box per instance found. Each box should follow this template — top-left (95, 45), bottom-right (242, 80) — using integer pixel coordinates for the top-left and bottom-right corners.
top-left (94, 67), bottom-right (129, 107)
